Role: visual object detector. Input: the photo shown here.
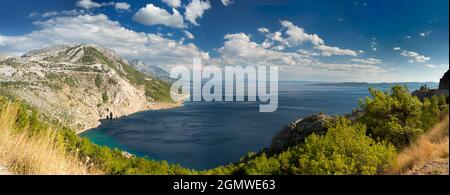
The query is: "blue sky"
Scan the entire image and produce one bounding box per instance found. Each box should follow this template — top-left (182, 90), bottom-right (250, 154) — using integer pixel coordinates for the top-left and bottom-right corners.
top-left (0, 0), bottom-right (448, 82)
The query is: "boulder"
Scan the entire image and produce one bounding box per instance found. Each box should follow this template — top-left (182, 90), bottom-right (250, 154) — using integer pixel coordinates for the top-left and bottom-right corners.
top-left (270, 113), bottom-right (332, 152)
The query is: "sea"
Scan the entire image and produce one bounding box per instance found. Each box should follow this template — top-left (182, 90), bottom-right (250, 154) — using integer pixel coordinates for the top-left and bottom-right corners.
top-left (81, 81), bottom-right (437, 170)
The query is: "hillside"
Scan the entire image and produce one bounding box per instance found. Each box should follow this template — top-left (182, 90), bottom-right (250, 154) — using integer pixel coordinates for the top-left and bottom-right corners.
top-left (0, 45), bottom-right (180, 133)
top-left (391, 114), bottom-right (449, 175)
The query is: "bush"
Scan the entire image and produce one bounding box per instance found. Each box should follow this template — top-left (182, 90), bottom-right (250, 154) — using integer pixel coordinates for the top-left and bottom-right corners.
top-left (297, 117), bottom-right (396, 175)
top-left (358, 85), bottom-right (424, 149)
top-left (359, 85), bottom-right (448, 149)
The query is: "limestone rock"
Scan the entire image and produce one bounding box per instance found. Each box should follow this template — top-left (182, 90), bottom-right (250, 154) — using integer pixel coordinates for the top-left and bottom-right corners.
top-left (270, 113), bottom-right (332, 152)
top-left (0, 44), bottom-right (180, 133)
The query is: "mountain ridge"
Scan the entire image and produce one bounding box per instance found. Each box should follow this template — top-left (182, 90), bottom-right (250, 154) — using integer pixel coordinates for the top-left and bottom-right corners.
top-left (0, 44), bottom-right (180, 133)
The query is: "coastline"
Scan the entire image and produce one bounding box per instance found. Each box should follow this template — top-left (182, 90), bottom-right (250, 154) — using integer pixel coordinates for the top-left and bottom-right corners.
top-left (75, 101), bottom-right (184, 135)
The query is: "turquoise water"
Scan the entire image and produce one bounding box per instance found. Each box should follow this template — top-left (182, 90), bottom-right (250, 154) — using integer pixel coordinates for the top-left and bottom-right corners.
top-left (81, 82), bottom-right (437, 170)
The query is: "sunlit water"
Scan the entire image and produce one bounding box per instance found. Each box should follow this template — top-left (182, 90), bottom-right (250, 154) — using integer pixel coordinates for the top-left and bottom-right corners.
top-left (81, 82), bottom-right (436, 170)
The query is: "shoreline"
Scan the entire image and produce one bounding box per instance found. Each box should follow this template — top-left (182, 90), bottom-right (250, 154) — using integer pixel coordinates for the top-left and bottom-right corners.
top-left (75, 101), bottom-right (184, 135)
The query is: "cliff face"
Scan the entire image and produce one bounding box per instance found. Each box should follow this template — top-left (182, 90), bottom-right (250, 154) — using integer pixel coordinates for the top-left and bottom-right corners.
top-left (439, 70), bottom-right (449, 90)
top-left (0, 45), bottom-right (180, 133)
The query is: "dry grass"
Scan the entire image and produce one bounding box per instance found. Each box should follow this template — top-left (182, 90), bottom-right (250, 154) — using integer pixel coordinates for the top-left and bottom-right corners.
top-left (388, 114), bottom-right (449, 174)
top-left (0, 102), bottom-right (97, 175)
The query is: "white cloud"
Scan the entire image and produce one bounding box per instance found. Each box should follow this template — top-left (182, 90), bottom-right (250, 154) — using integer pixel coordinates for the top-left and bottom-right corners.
top-left (358, 50), bottom-right (364, 54)
top-left (281, 20), bottom-right (324, 46)
top-left (185, 0), bottom-right (211, 26)
top-left (315, 62), bottom-right (385, 73)
top-left (215, 33), bottom-right (313, 67)
top-left (213, 33), bottom-right (377, 77)
top-left (400, 50), bottom-right (431, 63)
top-left (133, 4), bottom-right (185, 28)
top-left (0, 14), bottom-right (208, 68)
top-left (298, 49), bottom-right (320, 57)
top-left (183, 30), bottom-right (195, 39)
top-left (162, 0), bottom-right (182, 8)
top-left (221, 0), bottom-right (233, 6)
top-left (425, 64), bottom-right (437, 68)
top-left (420, 31), bottom-right (432, 37)
top-left (393, 47), bottom-right (401, 51)
top-left (257, 27), bottom-right (270, 34)
top-left (425, 64), bottom-right (446, 68)
top-left (351, 58), bottom-right (382, 65)
top-left (315, 45), bottom-right (358, 56)
top-left (275, 20), bottom-right (357, 56)
top-left (76, 0), bottom-right (102, 9)
top-left (406, 35), bottom-right (412, 39)
top-left (370, 40), bottom-right (377, 51)
top-left (115, 2), bottom-right (131, 11)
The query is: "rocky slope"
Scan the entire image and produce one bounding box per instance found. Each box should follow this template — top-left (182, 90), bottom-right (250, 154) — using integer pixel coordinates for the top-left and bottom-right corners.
top-left (439, 70), bottom-right (449, 90)
top-left (412, 70), bottom-right (449, 100)
top-left (0, 44), bottom-right (180, 133)
top-left (271, 113), bottom-right (333, 152)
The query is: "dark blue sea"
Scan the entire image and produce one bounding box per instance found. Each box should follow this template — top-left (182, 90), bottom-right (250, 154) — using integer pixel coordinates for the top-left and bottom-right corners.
top-left (81, 82), bottom-right (437, 170)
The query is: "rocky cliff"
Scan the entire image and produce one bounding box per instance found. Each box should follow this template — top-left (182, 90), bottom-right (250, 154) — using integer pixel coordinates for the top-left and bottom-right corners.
top-left (439, 70), bottom-right (449, 90)
top-left (270, 113), bottom-right (333, 152)
top-left (0, 44), bottom-right (180, 133)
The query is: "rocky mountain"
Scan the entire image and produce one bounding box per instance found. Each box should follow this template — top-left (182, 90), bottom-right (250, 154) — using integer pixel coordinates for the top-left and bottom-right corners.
top-left (130, 60), bottom-right (173, 82)
top-left (0, 44), bottom-right (181, 133)
top-left (439, 70), bottom-right (449, 90)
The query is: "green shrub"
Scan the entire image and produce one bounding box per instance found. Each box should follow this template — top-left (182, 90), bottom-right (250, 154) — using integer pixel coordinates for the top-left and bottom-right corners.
top-left (358, 85), bottom-right (424, 149)
top-left (102, 92), bottom-right (109, 103)
top-left (297, 117), bottom-right (396, 175)
top-left (95, 74), bottom-right (102, 89)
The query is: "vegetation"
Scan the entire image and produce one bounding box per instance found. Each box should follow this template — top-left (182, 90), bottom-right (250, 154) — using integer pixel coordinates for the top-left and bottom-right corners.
top-left (388, 114), bottom-right (448, 174)
top-left (0, 97), bottom-right (93, 174)
top-left (0, 96), bottom-right (195, 175)
top-left (208, 85), bottom-right (448, 175)
top-left (82, 47), bottom-right (173, 102)
top-left (101, 92), bottom-right (109, 103)
top-left (358, 85), bottom-right (448, 149)
top-left (94, 74), bottom-right (102, 89)
top-left (0, 84), bottom-right (448, 175)
top-left (207, 118), bottom-right (396, 175)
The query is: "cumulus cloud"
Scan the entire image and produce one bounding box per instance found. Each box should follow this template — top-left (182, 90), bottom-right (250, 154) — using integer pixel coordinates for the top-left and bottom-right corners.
top-left (393, 47), bottom-right (401, 51)
top-left (221, 0), bottom-right (233, 6)
top-left (76, 0), bottom-right (102, 9)
top-left (215, 33), bottom-right (313, 67)
top-left (162, 0), bottom-right (182, 8)
top-left (281, 20), bottom-right (324, 46)
top-left (213, 32), bottom-right (378, 77)
top-left (183, 30), bottom-right (195, 39)
top-left (257, 27), bottom-right (270, 34)
top-left (400, 50), bottom-right (431, 63)
top-left (133, 4), bottom-right (185, 28)
top-left (315, 45), bottom-right (357, 56)
top-left (185, 0), bottom-right (211, 26)
top-left (258, 21), bottom-right (357, 56)
top-left (351, 58), bottom-right (382, 65)
top-left (115, 2), bottom-right (131, 11)
top-left (0, 14), bottom-right (208, 68)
